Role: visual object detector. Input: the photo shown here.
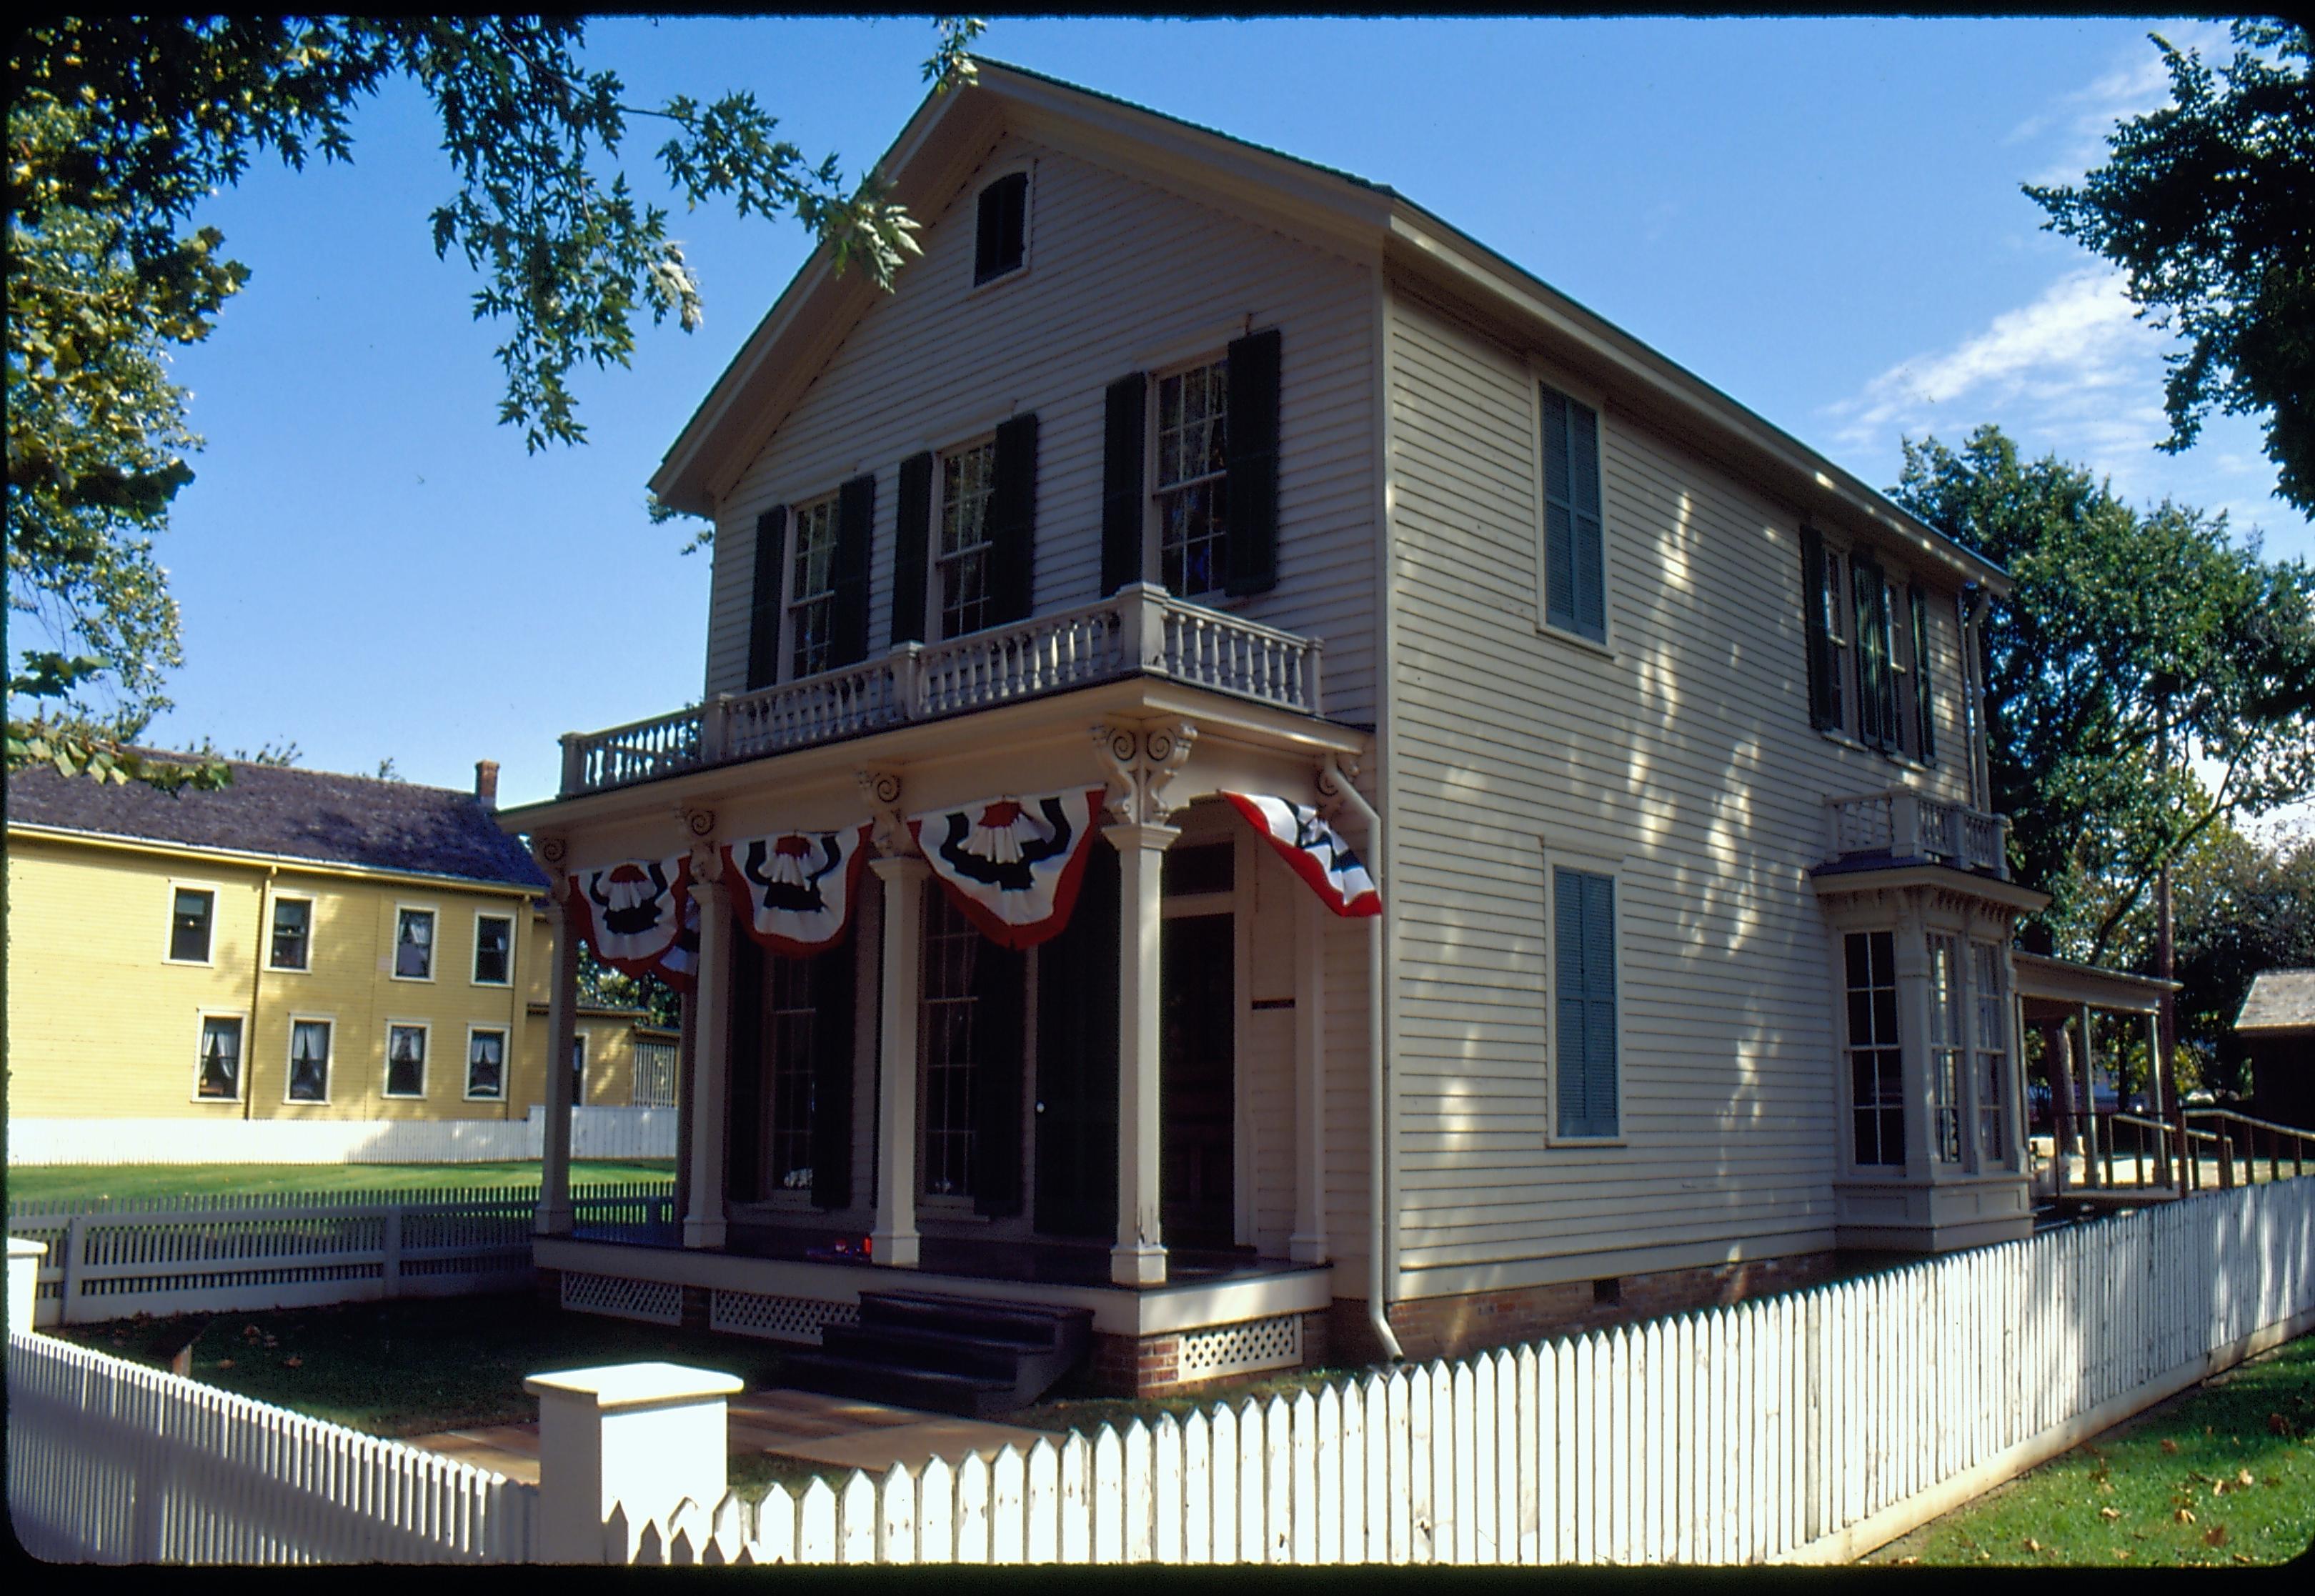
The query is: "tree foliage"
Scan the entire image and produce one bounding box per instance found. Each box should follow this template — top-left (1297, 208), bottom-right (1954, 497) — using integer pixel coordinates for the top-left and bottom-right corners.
top-left (2025, 20), bottom-right (2315, 516)
top-left (578, 944), bottom-right (682, 1032)
top-left (2163, 820), bottom-right (2315, 1097)
top-left (6, 16), bottom-right (983, 786)
top-left (1890, 424), bottom-right (2315, 963)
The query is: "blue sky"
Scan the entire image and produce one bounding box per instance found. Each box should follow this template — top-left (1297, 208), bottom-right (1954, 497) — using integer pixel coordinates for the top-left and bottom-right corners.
top-left (123, 16), bottom-right (2299, 809)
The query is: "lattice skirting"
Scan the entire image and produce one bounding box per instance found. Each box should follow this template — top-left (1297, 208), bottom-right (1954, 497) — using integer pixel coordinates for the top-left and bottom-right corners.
top-left (710, 1288), bottom-right (859, 1344)
top-left (1178, 1313), bottom-right (1303, 1382)
top-left (560, 1269), bottom-right (683, 1326)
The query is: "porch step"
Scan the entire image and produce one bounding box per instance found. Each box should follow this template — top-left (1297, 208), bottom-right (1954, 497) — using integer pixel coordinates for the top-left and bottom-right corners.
top-left (780, 1291), bottom-right (1092, 1419)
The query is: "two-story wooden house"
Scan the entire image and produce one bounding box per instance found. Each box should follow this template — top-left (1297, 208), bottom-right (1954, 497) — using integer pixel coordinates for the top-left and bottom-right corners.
top-left (499, 62), bottom-right (2168, 1402)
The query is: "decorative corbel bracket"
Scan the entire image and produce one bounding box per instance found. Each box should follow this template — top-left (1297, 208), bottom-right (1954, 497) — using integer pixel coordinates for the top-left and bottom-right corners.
top-left (857, 769), bottom-right (914, 857)
top-left (530, 834), bottom-right (572, 904)
top-left (1313, 754), bottom-right (1359, 823)
top-left (1093, 720), bottom-right (1200, 827)
top-left (681, 805), bottom-right (720, 885)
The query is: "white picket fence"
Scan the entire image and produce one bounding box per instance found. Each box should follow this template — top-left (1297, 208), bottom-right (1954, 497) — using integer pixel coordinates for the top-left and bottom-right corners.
top-left (9, 1181), bottom-right (674, 1327)
top-left (10, 1105), bottom-right (677, 1166)
top-left (6, 1330), bottom-right (537, 1562)
top-left (607, 1180), bottom-right (2314, 1565)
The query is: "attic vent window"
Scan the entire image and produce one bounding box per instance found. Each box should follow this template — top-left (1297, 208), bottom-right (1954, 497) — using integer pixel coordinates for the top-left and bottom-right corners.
top-left (974, 171), bottom-right (1028, 284)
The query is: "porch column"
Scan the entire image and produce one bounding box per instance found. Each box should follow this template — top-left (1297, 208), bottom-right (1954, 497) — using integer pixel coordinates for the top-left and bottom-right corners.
top-left (2147, 1010), bottom-right (2171, 1186)
top-left (2075, 1002), bottom-right (2101, 1187)
top-left (682, 871), bottom-right (732, 1249)
top-left (1289, 883), bottom-right (1328, 1264)
top-left (537, 895), bottom-right (579, 1237)
top-left (1108, 820), bottom-right (1178, 1286)
top-left (870, 855), bottom-right (929, 1269)
top-left (672, 988), bottom-right (695, 1227)
top-left (2043, 1018), bottom-right (2072, 1198)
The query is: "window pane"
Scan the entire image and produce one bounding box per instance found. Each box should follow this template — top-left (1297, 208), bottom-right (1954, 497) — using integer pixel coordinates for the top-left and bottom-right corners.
top-left (270, 899), bottom-right (310, 969)
top-left (171, 889), bottom-right (213, 962)
top-left (395, 909), bottom-right (434, 978)
top-left (938, 442), bottom-right (997, 638)
top-left (1845, 932), bottom-right (1903, 1165)
top-left (789, 497), bottom-right (840, 677)
top-left (920, 887), bottom-right (982, 1196)
top-left (1155, 359), bottom-right (1230, 597)
top-left (474, 915), bottom-right (511, 984)
top-left (196, 1016), bottom-right (242, 1099)
top-left (467, 1030), bottom-right (506, 1099)
top-left (289, 1021), bottom-right (332, 1102)
top-left (387, 1025), bottom-right (427, 1097)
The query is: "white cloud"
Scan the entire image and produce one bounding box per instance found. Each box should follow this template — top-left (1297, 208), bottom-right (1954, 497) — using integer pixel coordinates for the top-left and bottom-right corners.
top-left (2011, 21), bottom-right (2234, 189)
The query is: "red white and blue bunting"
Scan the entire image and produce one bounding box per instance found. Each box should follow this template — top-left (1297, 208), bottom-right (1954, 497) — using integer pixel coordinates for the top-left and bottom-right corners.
top-left (649, 894), bottom-right (701, 992)
top-left (568, 855), bottom-right (693, 979)
top-left (910, 786), bottom-right (1110, 950)
top-left (723, 824), bottom-right (872, 959)
top-left (1222, 792), bottom-right (1382, 917)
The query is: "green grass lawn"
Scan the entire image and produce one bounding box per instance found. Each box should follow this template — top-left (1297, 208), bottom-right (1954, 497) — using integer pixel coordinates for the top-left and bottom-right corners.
top-left (6, 1159), bottom-right (674, 1207)
top-left (1868, 1334), bottom-right (2315, 1567)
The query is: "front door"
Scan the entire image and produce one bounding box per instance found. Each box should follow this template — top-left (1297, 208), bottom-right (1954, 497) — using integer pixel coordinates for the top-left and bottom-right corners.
top-left (1035, 844), bottom-right (1118, 1237)
top-left (1161, 912), bottom-right (1235, 1249)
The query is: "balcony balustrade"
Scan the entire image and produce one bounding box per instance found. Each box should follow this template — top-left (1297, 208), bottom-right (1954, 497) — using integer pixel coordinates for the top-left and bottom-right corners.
top-left (558, 584), bottom-right (1324, 797)
top-left (1822, 787), bottom-right (2009, 879)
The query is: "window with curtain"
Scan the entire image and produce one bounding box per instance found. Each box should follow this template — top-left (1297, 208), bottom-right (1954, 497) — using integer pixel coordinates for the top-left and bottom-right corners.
top-left (472, 914), bottom-right (512, 984)
top-left (288, 1019), bottom-right (332, 1102)
top-left (269, 898), bottom-right (311, 971)
top-left (196, 1015), bottom-right (242, 1099)
top-left (1155, 356), bottom-right (1230, 596)
top-left (467, 1029), bottom-right (507, 1099)
top-left (394, 908), bottom-right (435, 979)
top-left (170, 887), bottom-right (214, 962)
top-left (386, 1024), bottom-right (427, 1097)
top-left (787, 496), bottom-right (840, 678)
top-left (1846, 931), bottom-right (1903, 1165)
top-left (937, 439), bottom-right (997, 639)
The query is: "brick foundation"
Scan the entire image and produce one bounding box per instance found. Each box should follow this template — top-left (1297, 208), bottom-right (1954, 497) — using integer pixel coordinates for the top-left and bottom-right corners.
top-left (1085, 1307), bottom-right (1336, 1397)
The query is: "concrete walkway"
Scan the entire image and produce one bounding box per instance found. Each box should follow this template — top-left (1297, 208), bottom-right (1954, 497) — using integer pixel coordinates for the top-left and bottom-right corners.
top-left (406, 1387), bottom-right (1059, 1487)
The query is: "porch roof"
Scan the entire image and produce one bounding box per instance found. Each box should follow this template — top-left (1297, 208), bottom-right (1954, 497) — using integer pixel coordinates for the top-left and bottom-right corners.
top-left (2014, 952), bottom-right (2176, 1019)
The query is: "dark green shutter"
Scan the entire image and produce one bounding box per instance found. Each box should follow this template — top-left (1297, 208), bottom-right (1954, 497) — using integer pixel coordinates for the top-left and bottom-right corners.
top-left (1870, 572), bottom-right (1896, 751)
top-left (1852, 557), bottom-right (1884, 749)
top-left (989, 412), bottom-right (1039, 623)
top-left (1224, 326), bottom-right (1280, 597)
top-left (970, 942), bottom-right (1028, 1217)
top-left (810, 941), bottom-right (857, 1211)
top-left (1541, 388), bottom-right (1577, 633)
top-left (726, 937), bottom-right (763, 1200)
top-left (1102, 374), bottom-right (1147, 594)
top-left (1555, 868), bottom-right (1618, 1139)
top-left (746, 507), bottom-right (787, 692)
top-left (891, 453), bottom-right (934, 647)
top-left (830, 473), bottom-right (875, 668)
top-left (1801, 526), bottom-right (1837, 731)
top-left (1909, 585), bottom-right (1936, 763)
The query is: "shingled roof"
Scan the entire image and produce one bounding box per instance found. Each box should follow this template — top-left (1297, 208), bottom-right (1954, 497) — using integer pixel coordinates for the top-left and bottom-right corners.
top-left (8, 760), bottom-right (547, 890)
top-left (2236, 969), bottom-right (2315, 1034)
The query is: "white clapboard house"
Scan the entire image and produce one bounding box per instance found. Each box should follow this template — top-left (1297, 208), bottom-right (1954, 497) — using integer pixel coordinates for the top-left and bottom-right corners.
top-left (498, 61), bottom-right (2168, 1406)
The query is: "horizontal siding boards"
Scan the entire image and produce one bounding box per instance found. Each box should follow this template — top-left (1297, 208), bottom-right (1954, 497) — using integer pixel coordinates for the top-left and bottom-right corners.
top-left (706, 138), bottom-right (1379, 725)
top-left (1382, 289), bottom-right (1976, 1280)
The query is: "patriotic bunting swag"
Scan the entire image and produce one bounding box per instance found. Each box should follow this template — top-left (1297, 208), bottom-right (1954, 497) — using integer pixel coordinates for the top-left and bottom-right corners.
top-left (569, 856), bottom-right (693, 979)
top-left (649, 894), bottom-right (701, 992)
top-left (724, 824), bottom-right (872, 958)
top-left (910, 787), bottom-right (1110, 950)
top-left (1222, 792), bottom-right (1382, 917)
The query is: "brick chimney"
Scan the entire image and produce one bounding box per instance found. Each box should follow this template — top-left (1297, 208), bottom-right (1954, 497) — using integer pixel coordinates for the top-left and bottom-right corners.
top-left (474, 759), bottom-right (499, 811)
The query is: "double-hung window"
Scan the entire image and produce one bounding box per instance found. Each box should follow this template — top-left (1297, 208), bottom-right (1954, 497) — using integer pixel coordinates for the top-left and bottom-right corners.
top-left (287, 1018), bottom-right (333, 1103)
top-left (385, 1024), bottom-right (428, 1098)
top-left (1552, 866), bottom-right (1620, 1139)
top-left (1927, 934), bottom-right (1965, 1164)
top-left (1155, 357), bottom-right (1231, 597)
top-left (196, 1015), bottom-right (243, 1100)
top-left (269, 897), bottom-right (311, 971)
top-left (767, 955), bottom-right (821, 1191)
top-left (472, 913), bottom-right (512, 985)
top-left (394, 907), bottom-right (435, 980)
top-left (1805, 530), bottom-right (1937, 762)
top-left (1845, 931), bottom-right (1903, 1165)
top-left (1539, 384), bottom-right (1607, 643)
top-left (787, 495), bottom-right (841, 678)
top-left (1970, 941), bottom-right (2010, 1164)
top-left (937, 440), bottom-right (997, 638)
top-left (169, 887), bottom-right (214, 963)
top-left (467, 1028), bottom-right (507, 1101)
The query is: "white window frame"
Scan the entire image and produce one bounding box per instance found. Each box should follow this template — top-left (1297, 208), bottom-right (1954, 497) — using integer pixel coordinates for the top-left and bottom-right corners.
top-left (1968, 938), bottom-right (2013, 1170)
top-left (1147, 351), bottom-right (1233, 599)
top-left (283, 1014), bottom-right (337, 1106)
top-left (1820, 539), bottom-right (1858, 746)
top-left (471, 909), bottom-right (515, 987)
top-left (1528, 364), bottom-right (1616, 658)
top-left (267, 892), bottom-right (315, 974)
top-left (191, 1009), bottom-right (249, 1104)
top-left (384, 1020), bottom-right (430, 1100)
top-left (390, 903), bottom-right (439, 983)
top-left (967, 159), bottom-right (1035, 293)
top-left (465, 1024), bottom-right (510, 1102)
top-left (164, 879), bottom-right (221, 967)
top-left (1539, 841), bottom-right (1628, 1147)
top-left (1837, 926), bottom-right (1908, 1173)
top-left (1926, 932), bottom-right (1966, 1165)
top-left (782, 492), bottom-right (842, 682)
top-left (927, 433), bottom-right (1000, 642)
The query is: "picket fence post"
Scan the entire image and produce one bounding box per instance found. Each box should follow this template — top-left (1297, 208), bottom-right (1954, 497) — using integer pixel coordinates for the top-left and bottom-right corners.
top-left (526, 1362), bottom-right (739, 1562)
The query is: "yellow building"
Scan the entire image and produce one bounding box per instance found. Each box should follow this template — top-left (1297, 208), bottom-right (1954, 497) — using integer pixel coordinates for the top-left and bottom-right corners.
top-left (6, 758), bottom-right (675, 1132)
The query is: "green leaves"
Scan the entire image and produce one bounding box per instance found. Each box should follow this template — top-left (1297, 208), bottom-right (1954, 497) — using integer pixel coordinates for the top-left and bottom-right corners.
top-left (2025, 21), bottom-right (2315, 516)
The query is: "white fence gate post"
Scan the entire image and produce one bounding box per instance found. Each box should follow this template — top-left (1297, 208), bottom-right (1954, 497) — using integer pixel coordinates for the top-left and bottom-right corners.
top-left (7, 1237), bottom-right (41, 1333)
top-left (526, 1362), bottom-right (740, 1562)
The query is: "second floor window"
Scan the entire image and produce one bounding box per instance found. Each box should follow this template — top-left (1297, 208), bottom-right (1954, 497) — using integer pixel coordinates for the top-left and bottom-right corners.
top-left (270, 897), bottom-right (311, 971)
top-left (1805, 531), bottom-right (1937, 763)
top-left (473, 914), bottom-right (512, 985)
top-left (170, 887), bottom-right (214, 963)
top-left (1539, 384), bottom-right (1607, 643)
top-left (1156, 356), bottom-right (1230, 596)
top-left (938, 440), bottom-right (997, 638)
top-left (788, 496), bottom-right (840, 677)
top-left (394, 907), bottom-right (435, 979)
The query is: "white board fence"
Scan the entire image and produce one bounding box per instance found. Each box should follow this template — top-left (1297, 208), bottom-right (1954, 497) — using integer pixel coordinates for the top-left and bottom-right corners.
top-left (9, 1105), bottom-right (677, 1166)
top-left (6, 1330), bottom-right (537, 1562)
top-left (9, 1181), bottom-right (674, 1327)
top-left (605, 1179), bottom-right (2313, 1565)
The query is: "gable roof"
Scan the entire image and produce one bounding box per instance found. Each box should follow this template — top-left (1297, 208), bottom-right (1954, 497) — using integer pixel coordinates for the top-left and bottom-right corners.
top-left (7, 760), bottom-right (548, 891)
top-left (652, 58), bottom-right (2009, 597)
top-left (2236, 969), bottom-right (2315, 1034)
